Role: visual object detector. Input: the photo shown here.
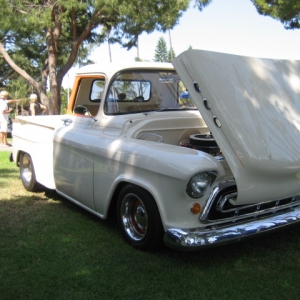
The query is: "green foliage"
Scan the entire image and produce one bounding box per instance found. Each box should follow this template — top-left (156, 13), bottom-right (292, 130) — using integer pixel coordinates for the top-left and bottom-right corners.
top-left (135, 57), bottom-right (144, 62)
top-left (0, 0), bottom-right (190, 114)
top-left (251, 0), bottom-right (300, 29)
top-left (154, 37), bottom-right (169, 62)
top-left (195, 0), bottom-right (213, 11)
top-left (112, 0), bottom-right (190, 49)
top-left (135, 57), bottom-right (150, 62)
top-left (60, 86), bottom-right (71, 115)
top-left (154, 36), bottom-right (177, 62)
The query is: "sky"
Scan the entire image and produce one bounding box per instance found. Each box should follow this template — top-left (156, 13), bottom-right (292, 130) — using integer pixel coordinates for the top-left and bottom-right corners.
top-left (62, 0), bottom-right (300, 88)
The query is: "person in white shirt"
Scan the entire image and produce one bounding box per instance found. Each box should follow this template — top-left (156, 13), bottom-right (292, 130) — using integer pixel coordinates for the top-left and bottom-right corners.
top-left (0, 91), bottom-right (20, 146)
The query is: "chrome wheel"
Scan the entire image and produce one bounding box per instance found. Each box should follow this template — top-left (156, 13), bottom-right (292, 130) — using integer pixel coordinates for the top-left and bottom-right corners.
top-left (117, 185), bottom-right (164, 250)
top-left (19, 153), bottom-right (41, 192)
top-left (121, 193), bottom-right (148, 241)
top-left (20, 154), bottom-right (33, 184)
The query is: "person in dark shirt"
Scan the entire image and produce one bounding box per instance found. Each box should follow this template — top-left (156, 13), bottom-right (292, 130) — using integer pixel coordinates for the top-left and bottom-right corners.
top-left (29, 94), bottom-right (47, 116)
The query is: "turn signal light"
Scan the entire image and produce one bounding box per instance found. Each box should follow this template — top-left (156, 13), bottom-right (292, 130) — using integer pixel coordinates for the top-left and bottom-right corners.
top-left (190, 203), bottom-right (201, 214)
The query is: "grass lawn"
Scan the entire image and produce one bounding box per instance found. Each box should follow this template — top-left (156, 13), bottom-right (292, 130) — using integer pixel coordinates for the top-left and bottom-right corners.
top-left (1, 151), bottom-right (300, 299)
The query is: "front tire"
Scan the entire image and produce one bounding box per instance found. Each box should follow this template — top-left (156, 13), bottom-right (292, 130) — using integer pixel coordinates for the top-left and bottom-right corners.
top-left (117, 184), bottom-right (164, 250)
top-left (19, 153), bottom-right (42, 192)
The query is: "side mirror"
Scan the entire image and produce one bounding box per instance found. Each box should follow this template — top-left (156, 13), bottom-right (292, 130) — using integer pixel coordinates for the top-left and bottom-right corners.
top-left (74, 105), bottom-right (88, 115)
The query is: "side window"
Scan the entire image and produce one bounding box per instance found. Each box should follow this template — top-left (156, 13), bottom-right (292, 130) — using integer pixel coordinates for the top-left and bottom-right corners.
top-left (90, 79), bottom-right (105, 102)
top-left (73, 77), bottom-right (105, 116)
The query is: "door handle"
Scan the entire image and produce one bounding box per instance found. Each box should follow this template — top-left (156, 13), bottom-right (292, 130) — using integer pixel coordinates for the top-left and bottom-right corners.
top-left (62, 118), bottom-right (72, 126)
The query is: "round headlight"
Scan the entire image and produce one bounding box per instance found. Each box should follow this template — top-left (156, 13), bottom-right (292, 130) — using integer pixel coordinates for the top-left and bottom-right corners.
top-left (186, 171), bottom-right (217, 198)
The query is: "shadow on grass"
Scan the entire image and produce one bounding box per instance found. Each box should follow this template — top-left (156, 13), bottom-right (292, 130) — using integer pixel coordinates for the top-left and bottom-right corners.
top-left (0, 167), bottom-right (19, 177)
top-left (50, 191), bottom-right (300, 263)
top-left (2, 189), bottom-right (300, 299)
top-left (2, 187), bottom-right (300, 265)
top-left (0, 164), bottom-right (20, 189)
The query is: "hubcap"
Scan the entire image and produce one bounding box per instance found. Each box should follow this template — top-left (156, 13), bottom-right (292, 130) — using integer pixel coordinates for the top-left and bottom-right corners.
top-left (21, 154), bottom-right (33, 183)
top-left (121, 193), bottom-right (148, 241)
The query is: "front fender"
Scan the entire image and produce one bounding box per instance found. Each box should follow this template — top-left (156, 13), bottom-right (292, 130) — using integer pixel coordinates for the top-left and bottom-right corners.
top-left (93, 137), bottom-right (226, 228)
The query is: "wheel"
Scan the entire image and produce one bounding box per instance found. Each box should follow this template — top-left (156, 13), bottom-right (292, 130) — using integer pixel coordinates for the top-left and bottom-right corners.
top-left (117, 184), bottom-right (164, 250)
top-left (19, 153), bottom-right (42, 192)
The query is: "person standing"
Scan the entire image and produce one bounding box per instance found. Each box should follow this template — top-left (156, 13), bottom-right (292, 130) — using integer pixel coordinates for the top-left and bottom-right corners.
top-left (0, 90), bottom-right (20, 146)
top-left (29, 94), bottom-right (47, 116)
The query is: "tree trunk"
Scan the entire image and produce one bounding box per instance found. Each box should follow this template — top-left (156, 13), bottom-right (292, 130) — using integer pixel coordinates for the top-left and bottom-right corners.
top-left (168, 29), bottom-right (173, 60)
top-left (108, 33), bottom-right (112, 62)
top-left (46, 15), bottom-right (60, 115)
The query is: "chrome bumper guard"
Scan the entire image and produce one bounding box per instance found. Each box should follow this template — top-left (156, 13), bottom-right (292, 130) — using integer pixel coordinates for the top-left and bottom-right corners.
top-left (164, 206), bottom-right (300, 250)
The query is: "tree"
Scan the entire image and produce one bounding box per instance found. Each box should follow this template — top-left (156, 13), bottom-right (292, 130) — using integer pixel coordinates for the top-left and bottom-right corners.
top-left (195, 0), bottom-right (213, 11)
top-left (163, 0), bottom-right (211, 62)
top-left (168, 48), bottom-right (176, 62)
top-left (154, 37), bottom-right (169, 62)
top-left (153, 36), bottom-right (176, 63)
top-left (0, 0), bottom-right (190, 114)
top-left (251, 0), bottom-right (300, 29)
top-left (60, 87), bottom-right (70, 115)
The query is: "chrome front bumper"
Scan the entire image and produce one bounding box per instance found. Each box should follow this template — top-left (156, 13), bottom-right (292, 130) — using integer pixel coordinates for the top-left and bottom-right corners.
top-left (164, 207), bottom-right (300, 250)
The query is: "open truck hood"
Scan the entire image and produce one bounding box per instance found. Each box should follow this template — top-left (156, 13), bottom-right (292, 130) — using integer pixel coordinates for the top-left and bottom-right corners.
top-left (173, 50), bottom-right (300, 204)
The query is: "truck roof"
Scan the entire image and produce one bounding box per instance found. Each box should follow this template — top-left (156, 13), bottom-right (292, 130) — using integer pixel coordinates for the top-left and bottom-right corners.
top-left (75, 62), bottom-right (175, 78)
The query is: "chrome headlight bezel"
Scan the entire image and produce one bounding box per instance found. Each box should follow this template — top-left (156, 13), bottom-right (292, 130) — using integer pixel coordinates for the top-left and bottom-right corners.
top-left (186, 171), bottom-right (217, 199)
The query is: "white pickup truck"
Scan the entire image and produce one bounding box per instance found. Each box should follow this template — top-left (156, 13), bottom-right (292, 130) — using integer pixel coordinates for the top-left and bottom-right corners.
top-left (12, 50), bottom-right (300, 251)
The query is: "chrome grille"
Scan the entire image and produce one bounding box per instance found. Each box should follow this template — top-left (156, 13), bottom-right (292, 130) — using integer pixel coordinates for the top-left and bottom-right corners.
top-left (200, 180), bottom-right (300, 227)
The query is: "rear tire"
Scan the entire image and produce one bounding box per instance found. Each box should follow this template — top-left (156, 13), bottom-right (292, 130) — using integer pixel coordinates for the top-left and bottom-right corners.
top-left (19, 153), bottom-right (42, 192)
top-left (117, 184), bottom-right (164, 250)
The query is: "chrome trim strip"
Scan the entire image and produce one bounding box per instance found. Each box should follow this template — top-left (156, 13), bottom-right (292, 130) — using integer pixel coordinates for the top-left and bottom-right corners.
top-left (217, 194), bottom-right (300, 214)
top-left (200, 179), bottom-right (236, 223)
top-left (216, 192), bottom-right (237, 212)
top-left (164, 206), bottom-right (300, 250)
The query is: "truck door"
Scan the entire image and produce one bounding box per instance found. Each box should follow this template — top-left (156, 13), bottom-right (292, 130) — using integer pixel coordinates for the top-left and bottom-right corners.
top-left (53, 77), bottom-right (104, 210)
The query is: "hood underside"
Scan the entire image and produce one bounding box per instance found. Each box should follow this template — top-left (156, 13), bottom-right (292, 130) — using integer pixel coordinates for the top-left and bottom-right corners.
top-left (173, 50), bottom-right (300, 204)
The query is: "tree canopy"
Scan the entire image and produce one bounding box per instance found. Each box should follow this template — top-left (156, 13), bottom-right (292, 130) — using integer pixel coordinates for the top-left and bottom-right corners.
top-left (195, 0), bottom-right (212, 11)
top-left (0, 0), bottom-right (190, 114)
top-left (251, 0), bottom-right (300, 29)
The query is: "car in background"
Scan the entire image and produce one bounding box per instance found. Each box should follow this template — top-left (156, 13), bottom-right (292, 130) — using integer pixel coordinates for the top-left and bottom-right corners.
top-left (7, 117), bottom-right (13, 138)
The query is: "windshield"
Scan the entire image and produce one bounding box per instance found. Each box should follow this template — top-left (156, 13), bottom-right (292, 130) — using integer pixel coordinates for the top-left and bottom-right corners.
top-left (104, 70), bottom-right (197, 114)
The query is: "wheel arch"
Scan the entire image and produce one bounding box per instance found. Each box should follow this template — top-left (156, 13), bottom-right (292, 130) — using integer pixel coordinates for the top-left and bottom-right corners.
top-left (106, 181), bottom-right (163, 227)
top-left (16, 150), bottom-right (26, 167)
top-left (115, 182), bottom-right (165, 250)
top-left (16, 148), bottom-right (55, 190)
